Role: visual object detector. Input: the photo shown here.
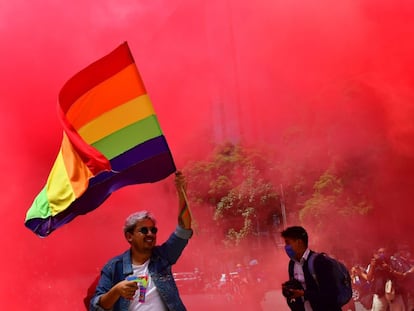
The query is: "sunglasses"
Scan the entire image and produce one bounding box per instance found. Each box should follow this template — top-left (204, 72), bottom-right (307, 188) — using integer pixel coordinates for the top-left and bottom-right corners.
top-left (136, 226), bottom-right (158, 235)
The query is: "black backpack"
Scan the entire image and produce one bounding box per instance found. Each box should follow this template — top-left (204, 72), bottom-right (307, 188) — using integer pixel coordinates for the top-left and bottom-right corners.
top-left (308, 252), bottom-right (353, 307)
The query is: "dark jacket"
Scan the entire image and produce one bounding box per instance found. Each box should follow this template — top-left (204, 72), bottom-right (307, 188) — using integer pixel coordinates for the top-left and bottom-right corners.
top-left (288, 251), bottom-right (342, 311)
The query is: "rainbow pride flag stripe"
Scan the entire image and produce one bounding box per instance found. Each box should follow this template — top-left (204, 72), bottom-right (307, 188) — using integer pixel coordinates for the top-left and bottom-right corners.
top-left (25, 42), bottom-right (176, 237)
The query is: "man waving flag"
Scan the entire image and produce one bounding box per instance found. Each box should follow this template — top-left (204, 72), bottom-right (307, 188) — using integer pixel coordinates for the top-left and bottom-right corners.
top-left (25, 42), bottom-right (176, 237)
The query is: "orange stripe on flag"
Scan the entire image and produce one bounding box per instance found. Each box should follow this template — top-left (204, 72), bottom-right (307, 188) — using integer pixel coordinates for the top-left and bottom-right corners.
top-left (61, 133), bottom-right (93, 197)
top-left (66, 64), bottom-right (146, 129)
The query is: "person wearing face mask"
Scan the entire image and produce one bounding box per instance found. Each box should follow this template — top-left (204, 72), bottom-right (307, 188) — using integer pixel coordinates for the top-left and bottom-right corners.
top-left (281, 226), bottom-right (342, 311)
top-left (89, 172), bottom-right (193, 311)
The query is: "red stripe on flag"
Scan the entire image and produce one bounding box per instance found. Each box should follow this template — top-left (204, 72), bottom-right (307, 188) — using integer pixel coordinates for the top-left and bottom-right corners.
top-left (57, 42), bottom-right (135, 175)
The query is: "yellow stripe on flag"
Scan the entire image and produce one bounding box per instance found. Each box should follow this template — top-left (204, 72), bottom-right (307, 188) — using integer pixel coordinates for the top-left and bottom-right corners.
top-left (46, 134), bottom-right (93, 215)
top-left (78, 94), bottom-right (155, 144)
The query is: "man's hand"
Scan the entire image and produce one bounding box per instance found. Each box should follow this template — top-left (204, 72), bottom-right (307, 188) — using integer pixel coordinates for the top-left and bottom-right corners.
top-left (116, 280), bottom-right (139, 300)
top-left (98, 279), bottom-right (138, 308)
top-left (289, 288), bottom-right (305, 299)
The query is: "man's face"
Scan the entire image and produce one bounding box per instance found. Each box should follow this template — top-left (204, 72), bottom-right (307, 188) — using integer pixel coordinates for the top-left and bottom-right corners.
top-left (127, 218), bottom-right (157, 253)
top-left (376, 248), bottom-right (387, 260)
top-left (284, 237), bottom-right (303, 260)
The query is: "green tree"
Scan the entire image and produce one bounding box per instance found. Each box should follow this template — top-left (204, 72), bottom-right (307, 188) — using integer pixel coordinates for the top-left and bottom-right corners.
top-left (299, 163), bottom-right (374, 255)
top-left (184, 142), bottom-right (280, 246)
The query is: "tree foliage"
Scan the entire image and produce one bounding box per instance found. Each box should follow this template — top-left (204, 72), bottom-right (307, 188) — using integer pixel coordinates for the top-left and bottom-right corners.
top-left (183, 141), bottom-right (376, 249)
top-left (184, 142), bottom-right (280, 246)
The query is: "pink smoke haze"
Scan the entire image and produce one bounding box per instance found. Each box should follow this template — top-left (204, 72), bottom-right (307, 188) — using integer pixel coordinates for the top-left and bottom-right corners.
top-left (1, 0), bottom-right (414, 309)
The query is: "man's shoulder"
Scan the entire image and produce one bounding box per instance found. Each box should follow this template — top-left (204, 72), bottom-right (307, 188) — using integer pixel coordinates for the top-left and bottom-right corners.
top-left (104, 249), bottom-right (130, 266)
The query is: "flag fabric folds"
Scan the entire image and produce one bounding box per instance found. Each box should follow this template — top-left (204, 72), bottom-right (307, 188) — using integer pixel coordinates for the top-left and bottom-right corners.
top-left (25, 42), bottom-right (176, 237)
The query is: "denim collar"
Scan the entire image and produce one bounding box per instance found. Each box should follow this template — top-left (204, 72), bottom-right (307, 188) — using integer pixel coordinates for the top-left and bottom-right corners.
top-left (122, 249), bottom-right (133, 276)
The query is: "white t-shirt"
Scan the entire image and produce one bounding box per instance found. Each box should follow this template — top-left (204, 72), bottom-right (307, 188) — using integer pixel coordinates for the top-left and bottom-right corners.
top-left (128, 260), bottom-right (167, 311)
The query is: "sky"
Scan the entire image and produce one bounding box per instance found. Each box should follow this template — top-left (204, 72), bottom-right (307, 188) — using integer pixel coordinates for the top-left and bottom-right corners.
top-left (1, 0), bottom-right (414, 309)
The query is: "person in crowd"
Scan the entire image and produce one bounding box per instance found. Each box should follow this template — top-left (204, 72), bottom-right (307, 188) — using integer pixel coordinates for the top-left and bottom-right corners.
top-left (89, 172), bottom-right (193, 311)
top-left (365, 247), bottom-right (406, 311)
top-left (350, 264), bottom-right (373, 310)
top-left (281, 226), bottom-right (342, 311)
top-left (391, 245), bottom-right (414, 311)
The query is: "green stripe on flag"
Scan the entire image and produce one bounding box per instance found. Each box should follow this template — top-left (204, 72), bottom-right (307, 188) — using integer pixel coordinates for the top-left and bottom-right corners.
top-left (92, 115), bottom-right (163, 159)
top-left (25, 187), bottom-right (52, 220)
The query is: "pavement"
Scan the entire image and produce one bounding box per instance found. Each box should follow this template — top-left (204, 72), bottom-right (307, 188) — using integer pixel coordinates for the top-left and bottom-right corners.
top-left (181, 290), bottom-right (289, 311)
top-left (182, 290), bottom-right (369, 311)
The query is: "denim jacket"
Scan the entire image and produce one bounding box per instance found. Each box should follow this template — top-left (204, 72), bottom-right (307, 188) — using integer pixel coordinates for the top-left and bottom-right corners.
top-left (90, 225), bottom-right (192, 311)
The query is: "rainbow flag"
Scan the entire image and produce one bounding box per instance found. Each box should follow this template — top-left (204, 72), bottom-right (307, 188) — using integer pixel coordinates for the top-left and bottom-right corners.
top-left (25, 42), bottom-right (176, 237)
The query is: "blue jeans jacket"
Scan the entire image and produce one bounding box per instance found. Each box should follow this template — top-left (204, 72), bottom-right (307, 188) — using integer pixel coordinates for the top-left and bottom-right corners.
top-left (90, 225), bottom-right (192, 311)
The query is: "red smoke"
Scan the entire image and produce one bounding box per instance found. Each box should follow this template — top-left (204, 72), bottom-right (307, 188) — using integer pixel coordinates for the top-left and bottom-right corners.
top-left (1, 0), bottom-right (414, 309)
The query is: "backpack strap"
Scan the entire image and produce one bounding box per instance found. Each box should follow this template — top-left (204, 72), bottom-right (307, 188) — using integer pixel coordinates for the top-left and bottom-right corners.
top-left (307, 251), bottom-right (319, 286)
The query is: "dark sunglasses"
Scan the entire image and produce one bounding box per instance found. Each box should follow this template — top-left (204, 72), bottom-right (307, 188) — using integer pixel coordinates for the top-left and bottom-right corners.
top-left (136, 226), bottom-right (158, 235)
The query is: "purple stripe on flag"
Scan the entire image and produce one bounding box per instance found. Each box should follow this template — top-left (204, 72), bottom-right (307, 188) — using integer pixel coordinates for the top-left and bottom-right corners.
top-left (89, 136), bottom-right (172, 187)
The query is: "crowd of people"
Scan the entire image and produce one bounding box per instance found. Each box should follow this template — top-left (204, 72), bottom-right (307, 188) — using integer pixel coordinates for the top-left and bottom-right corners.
top-left (350, 245), bottom-right (414, 311)
top-left (82, 171), bottom-right (414, 311)
top-left (280, 226), bottom-right (414, 311)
